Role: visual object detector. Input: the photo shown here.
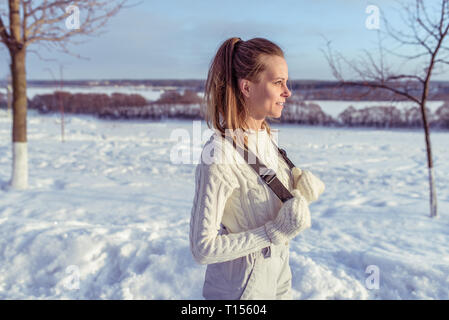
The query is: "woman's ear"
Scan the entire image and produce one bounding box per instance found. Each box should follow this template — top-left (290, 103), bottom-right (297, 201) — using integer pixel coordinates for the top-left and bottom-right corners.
top-left (239, 78), bottom-right (251, 98)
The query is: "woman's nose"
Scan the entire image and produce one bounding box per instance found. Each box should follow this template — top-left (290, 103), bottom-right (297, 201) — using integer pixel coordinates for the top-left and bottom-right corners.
top-left (282, 84), bottom-right (291, 98)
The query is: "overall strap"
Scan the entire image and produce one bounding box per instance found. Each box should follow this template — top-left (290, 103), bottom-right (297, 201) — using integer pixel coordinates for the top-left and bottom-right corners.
top-left (277, 147), bottom-right (296, 170)
top-left (221, 133), bottom-right (296, 203)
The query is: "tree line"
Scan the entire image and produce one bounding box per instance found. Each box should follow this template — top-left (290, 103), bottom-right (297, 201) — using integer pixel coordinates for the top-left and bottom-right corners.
top-left (2, 90), bottom-right (448, 129)
top-left (9, 79), bottom-right (449, 102)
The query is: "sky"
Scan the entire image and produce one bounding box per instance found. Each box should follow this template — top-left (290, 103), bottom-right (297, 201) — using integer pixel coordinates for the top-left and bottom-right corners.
top-left (0, 0), bottom-right (448, 81)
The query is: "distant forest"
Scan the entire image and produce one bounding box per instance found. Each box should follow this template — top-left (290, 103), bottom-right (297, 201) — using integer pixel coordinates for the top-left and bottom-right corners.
top-left (4, 79), bottom-right (449, 101)
top-left (1, 89), bottom-right (448, 130)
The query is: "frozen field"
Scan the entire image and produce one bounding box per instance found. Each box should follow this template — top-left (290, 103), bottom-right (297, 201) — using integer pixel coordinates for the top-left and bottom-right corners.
top-left (0, 109), bottom-right (448, 299)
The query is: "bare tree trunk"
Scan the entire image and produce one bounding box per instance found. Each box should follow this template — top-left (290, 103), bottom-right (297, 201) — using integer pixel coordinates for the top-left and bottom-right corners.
top-left (9, 0), bottom-right (28, 189)
top-left (6, 74), bottom-right (12, 118)
top-left (9, 48), bottom-right (28, 189)
top-left (420, 101), bottom-right (437, 217)
top-left (59, 65), bottom-right (65, 143)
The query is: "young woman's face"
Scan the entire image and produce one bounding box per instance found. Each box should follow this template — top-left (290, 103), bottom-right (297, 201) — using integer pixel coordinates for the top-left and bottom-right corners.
top-left (241, 55), bottom-right (291, 126)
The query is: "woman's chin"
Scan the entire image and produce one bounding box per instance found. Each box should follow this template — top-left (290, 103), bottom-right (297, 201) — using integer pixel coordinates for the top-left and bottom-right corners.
top-left (270, 111), bottom-right (283, 119)
top-left (273, 105), bottom-right (284, 118)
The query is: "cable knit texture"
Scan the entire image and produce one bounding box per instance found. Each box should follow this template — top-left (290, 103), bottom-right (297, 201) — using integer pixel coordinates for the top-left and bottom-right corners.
top-left (264, 189), bottom-right (311, 245)
top-left (292, 167), bottom-right (325, 204)
top-left (189, 129), bottom-right (310, 265)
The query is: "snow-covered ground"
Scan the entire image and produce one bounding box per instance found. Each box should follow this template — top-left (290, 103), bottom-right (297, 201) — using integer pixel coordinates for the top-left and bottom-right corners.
top-left (0, 109), bottom-right (448, 299)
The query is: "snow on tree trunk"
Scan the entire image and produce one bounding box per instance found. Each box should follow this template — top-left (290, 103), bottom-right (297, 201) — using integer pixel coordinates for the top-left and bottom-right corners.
top-left (429, 167), bottom-right (437, 217)
top-left (10, 142), bottom-right (28, 189)
top-left (421, 99), bottom-right (437, 218)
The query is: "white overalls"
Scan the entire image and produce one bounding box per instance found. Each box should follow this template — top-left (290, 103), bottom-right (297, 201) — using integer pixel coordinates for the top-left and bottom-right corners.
top-left (203, 241), bottom-right (292, 300)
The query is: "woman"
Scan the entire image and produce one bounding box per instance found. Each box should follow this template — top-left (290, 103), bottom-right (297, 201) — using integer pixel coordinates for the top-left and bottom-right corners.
top-left (189, 37), bottom-right (325, 300)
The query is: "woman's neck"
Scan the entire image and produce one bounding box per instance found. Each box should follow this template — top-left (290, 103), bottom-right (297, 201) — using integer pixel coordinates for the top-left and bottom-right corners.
top-left (245, 116), bottom-right (265, 131)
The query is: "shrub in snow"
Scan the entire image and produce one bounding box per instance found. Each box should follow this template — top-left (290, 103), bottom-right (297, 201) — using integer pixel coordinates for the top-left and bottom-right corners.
top-left (280, 102), bottom-right (336, 125)
top-left (29, 91), bottom-right (148, 115)
top-left (0, 92), bottom-right (6, 109)
top-left (154, 89), bottom-right (203, 105)
top-left (434, 101), bottom-right (449, 129)
top-left (338, 105), bottom-right (439, 129)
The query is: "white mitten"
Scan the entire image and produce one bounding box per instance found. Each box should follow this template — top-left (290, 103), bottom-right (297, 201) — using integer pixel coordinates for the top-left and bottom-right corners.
top-left (292, 167), bottom-right (325, 204)
top-left (264, 190), bottom-right (311, 245)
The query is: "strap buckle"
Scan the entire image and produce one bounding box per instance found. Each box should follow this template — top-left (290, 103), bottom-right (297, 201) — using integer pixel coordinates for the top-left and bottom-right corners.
top-left (260, 167), bottom-right (277, 185)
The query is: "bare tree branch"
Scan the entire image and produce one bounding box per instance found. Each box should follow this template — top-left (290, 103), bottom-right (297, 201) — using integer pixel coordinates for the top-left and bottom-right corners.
top-left (434, 58), bottom-right (449, 65)
top-left (15, 0), bottom-right (137, 59)
top-left (27, 47), bottom-right (58, 62)
top-left (0, 14), bottom-right (12, 49)
top-left (385, 74), bottom-right (425, 83)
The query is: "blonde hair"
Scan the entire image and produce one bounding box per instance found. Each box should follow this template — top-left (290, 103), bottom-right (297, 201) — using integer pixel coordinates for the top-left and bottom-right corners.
top-left (203, 37), bottom-right (285, 149)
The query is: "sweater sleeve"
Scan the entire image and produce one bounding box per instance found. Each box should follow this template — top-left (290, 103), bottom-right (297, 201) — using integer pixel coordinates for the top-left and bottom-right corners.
top-left (189, 162), bottom-right (272, 265)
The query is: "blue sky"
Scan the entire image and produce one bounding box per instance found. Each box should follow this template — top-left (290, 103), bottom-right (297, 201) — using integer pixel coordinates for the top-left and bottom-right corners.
top-left (1, 0), bottom-right (447, 80)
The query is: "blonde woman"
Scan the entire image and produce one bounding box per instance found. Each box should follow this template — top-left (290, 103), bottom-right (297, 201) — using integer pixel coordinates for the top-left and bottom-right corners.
top-left (189, 37), bottom-right (325, 300)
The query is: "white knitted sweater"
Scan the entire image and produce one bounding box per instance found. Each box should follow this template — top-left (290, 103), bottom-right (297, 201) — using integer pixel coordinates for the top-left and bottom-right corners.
top-left (189, 128), bottom-right (295, 265)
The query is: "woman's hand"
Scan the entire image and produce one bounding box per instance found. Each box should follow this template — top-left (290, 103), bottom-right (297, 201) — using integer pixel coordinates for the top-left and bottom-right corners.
top-left (292, 167), bottom-right (325, 204)
top-left (264, 190), bottom-right (311, 245)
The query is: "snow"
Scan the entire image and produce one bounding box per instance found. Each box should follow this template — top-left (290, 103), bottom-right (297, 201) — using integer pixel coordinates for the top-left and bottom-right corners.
top-left (303, 100), bottom-right (446, 118)
top-left (0, 109), bottom-right (448, 299)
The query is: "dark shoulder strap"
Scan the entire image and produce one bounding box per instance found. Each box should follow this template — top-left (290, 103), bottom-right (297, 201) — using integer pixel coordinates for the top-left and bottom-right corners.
top-left (277, 147), bottom-right (296, 170)
top-left (221, 133), bottom-right (295, 203)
